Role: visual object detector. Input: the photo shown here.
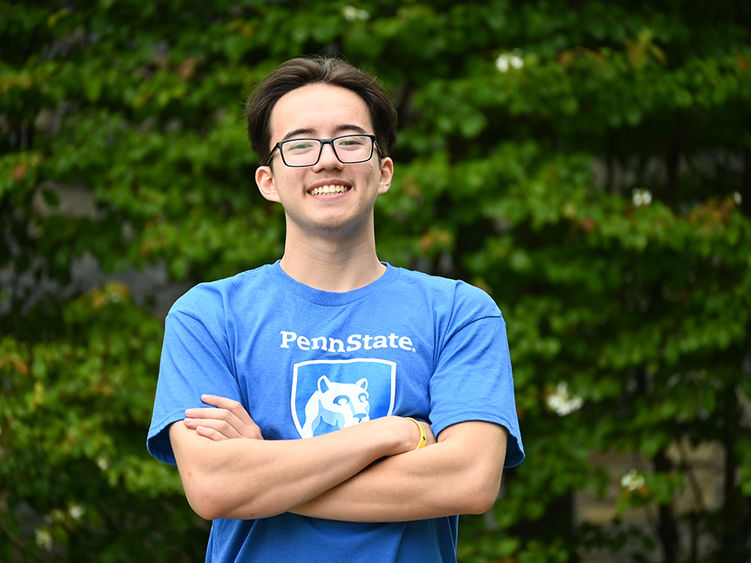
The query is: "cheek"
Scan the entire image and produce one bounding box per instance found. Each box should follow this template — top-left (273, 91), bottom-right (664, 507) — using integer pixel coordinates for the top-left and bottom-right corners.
top-left (273, 170), bottom-right (304, 194)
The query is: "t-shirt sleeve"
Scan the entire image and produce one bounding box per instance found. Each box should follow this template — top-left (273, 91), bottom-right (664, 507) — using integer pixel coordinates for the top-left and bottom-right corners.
top-left (146, 287), bottom-right (242, 465)
top-left (428, 284), bottom-right (524, 468)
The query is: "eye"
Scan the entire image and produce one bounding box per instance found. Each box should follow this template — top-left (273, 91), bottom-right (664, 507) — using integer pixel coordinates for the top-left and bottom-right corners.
top-left (286, 140), bottom-right (317, 152)
top-left (334, 395), bottom-right (350, 406)
top-left (335, 136), bottom-right (366, 149)
top-left (358, 393), bottom-right (368, 403)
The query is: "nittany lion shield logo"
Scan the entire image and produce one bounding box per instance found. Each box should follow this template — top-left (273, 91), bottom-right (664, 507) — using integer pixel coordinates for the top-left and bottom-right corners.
top-left (291, 359), bottom-right (396, 438)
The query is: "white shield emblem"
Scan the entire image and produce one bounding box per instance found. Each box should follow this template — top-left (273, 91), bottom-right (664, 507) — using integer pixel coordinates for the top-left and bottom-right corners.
top-left (291, 359), bottom-right (396, 438)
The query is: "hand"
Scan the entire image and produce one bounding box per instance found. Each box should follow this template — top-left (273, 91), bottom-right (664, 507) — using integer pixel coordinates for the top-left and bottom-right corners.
top-left (183, 394), bottom-right (263, 441)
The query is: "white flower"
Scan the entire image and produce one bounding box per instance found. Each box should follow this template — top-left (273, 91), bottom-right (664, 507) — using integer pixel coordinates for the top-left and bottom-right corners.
top-left (545, 382), bottom-right (583, 416)
top-left (342, 6), bottom-right (369, 22)
top-left (620, 468), bottom-right (646, 491)
top-left (35, 529), bottom-right (53, 551)
top-left (733, 192), bottom-right (742, 205)
top-left (632, 188), bottom-right (652, 207)
top-left (69, 504), bottom-right (85, 520)
top-left (96, 456), bottom-right (109, 470)
top-left (495, 51), bottom-right (524, 73)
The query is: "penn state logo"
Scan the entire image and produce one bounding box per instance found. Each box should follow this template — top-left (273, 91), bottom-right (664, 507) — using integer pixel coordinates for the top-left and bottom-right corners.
top-left (291, 359), bottom-right (396, 438)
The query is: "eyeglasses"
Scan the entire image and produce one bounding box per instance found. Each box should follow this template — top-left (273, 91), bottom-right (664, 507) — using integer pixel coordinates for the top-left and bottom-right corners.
top-left (268, 134), bottom-right (377, 167)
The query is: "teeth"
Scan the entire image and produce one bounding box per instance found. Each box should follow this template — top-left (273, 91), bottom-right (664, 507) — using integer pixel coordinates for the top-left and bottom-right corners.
top-left (311, 184), bottom-right (349, 196)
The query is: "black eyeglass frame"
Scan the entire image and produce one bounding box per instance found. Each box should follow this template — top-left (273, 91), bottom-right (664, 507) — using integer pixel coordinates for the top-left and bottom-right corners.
top-left (267, 134), bottom-right (378, 167)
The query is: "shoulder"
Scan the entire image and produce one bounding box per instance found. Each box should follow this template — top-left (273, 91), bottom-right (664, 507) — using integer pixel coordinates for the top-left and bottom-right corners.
top-left (391, 266), bottom-right (502, 319)
top-left (168, 264), bottom-right (270, 319)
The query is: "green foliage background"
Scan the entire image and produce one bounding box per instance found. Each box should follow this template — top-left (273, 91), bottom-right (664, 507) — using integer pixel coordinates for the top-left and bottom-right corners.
top-left (2, 1), bottom-right (750, 561)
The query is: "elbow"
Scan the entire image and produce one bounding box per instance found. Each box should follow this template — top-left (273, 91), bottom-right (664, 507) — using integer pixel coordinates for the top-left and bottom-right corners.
top-left (181, 466), bottom-right (255, 520)
top-left (181, 471), bottom-right (274, 521)
top-left (463, 485), bottom-right (499, 515)
top-left (183, 474), bottom-right (229, 521)
top-left (459, 470), bottom-right (502, 515)
top-left (188, 496), bottom-right (224, 521)
top-left (171, 425), bottom-right (268, 520)
top-left (189, 498), bottom-right (222, 521)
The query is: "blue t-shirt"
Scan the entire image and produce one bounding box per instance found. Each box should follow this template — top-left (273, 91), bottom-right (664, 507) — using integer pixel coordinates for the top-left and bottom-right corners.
top-left (147, 262), bottom-right (524, 562)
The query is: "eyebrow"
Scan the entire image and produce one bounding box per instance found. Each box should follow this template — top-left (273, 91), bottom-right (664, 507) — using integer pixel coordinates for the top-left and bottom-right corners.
top-left (280, 124), bottom-right (369, 141)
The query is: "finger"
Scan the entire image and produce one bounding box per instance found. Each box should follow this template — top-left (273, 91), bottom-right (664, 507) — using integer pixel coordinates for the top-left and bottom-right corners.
top-left (185, 406), bottom-right (244, 428)
top-left (194, 425), bottom-right (230, 441)
top-left (184, 417), bottom-right (241, 439)
top-left (184, 407), bottom-right (230, 420)
top-left (200, 394), bottom-right (244, 411)
top-left (184, 406), bottom-right (263, 440)
top-left (185, 416), bottom-right (264, 440)
top-left (201, 394), bottom-right (255, 424)
top-left (200, 394), bottom-right (241, 408)
top-left (185, 394), bottom-right (263, 440)
top-left (199, 395), bottom-right (263, 439)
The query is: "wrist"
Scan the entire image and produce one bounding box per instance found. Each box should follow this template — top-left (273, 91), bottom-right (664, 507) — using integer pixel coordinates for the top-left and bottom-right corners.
top-left (378, 416), bottom-right (429, 455)
top-left (405, 417), bottom-right (427, 450)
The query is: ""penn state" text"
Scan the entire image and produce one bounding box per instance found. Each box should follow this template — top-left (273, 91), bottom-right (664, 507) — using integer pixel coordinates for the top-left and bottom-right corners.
top-left (280, 330), bottom-right (416, 353)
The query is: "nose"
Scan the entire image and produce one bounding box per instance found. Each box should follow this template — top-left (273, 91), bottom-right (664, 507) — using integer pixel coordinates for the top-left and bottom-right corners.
top-left (313, 141), bottom-right (343, 170)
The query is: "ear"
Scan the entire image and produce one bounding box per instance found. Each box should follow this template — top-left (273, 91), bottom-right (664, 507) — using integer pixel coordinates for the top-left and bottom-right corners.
top-left (377, 157), bottom-right (394, 195)
top-left (318, 375), bottom-right (331, 393)
top-left (255, 165), bottom-right (280, 202)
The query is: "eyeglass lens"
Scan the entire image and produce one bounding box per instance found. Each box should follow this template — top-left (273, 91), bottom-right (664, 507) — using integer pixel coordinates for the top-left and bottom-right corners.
top-left (281, 135), bottom-right (373, 166)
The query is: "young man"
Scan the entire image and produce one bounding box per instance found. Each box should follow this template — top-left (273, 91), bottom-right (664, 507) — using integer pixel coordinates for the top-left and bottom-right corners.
top-left (147, 57), bottom-right (524, 562)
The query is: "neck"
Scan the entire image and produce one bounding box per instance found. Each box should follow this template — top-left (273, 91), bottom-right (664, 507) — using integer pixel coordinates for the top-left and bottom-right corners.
top-left (279, 227), bottom-right (385, 292)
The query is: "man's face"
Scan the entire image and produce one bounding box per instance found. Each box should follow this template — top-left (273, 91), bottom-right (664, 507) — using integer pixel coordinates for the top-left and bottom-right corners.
top-left (255, 83), bottom-right (393, 239)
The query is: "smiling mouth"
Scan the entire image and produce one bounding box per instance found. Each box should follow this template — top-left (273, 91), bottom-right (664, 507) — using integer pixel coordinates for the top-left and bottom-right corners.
top-left (309, 184), bottom-right (351, 196)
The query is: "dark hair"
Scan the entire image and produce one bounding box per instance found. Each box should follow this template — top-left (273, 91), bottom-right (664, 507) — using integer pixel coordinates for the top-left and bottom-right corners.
top-left (245, 57), bottom-right (398, 165)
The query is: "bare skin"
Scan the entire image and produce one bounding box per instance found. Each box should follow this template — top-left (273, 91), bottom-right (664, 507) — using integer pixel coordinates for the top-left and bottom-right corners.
top-left (177, 395), bottom-right (507, 522)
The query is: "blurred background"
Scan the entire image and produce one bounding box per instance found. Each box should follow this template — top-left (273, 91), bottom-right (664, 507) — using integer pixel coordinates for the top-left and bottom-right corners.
top-left (2, 1), bottom-right (750, 561)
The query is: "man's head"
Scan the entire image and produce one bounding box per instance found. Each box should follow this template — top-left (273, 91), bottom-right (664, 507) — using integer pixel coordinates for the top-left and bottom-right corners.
top-left (245, 57), bottom-right (398, 165)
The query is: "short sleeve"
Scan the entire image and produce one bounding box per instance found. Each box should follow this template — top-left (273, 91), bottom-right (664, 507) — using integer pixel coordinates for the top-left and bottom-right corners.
top-left (428, 286), bottom-right (524, 468)
top-left (146, 288), bottom-right (243, 465)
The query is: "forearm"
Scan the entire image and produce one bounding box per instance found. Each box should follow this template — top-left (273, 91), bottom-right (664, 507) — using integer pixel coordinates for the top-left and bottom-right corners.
top-left (170, 415), bottom-right (417, 520)
top-left (292, 422), bottom-right (508, 522)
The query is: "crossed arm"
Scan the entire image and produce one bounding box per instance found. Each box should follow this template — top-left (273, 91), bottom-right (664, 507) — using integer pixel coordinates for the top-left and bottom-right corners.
top-left (170, 395), bottom-right (508, 522)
